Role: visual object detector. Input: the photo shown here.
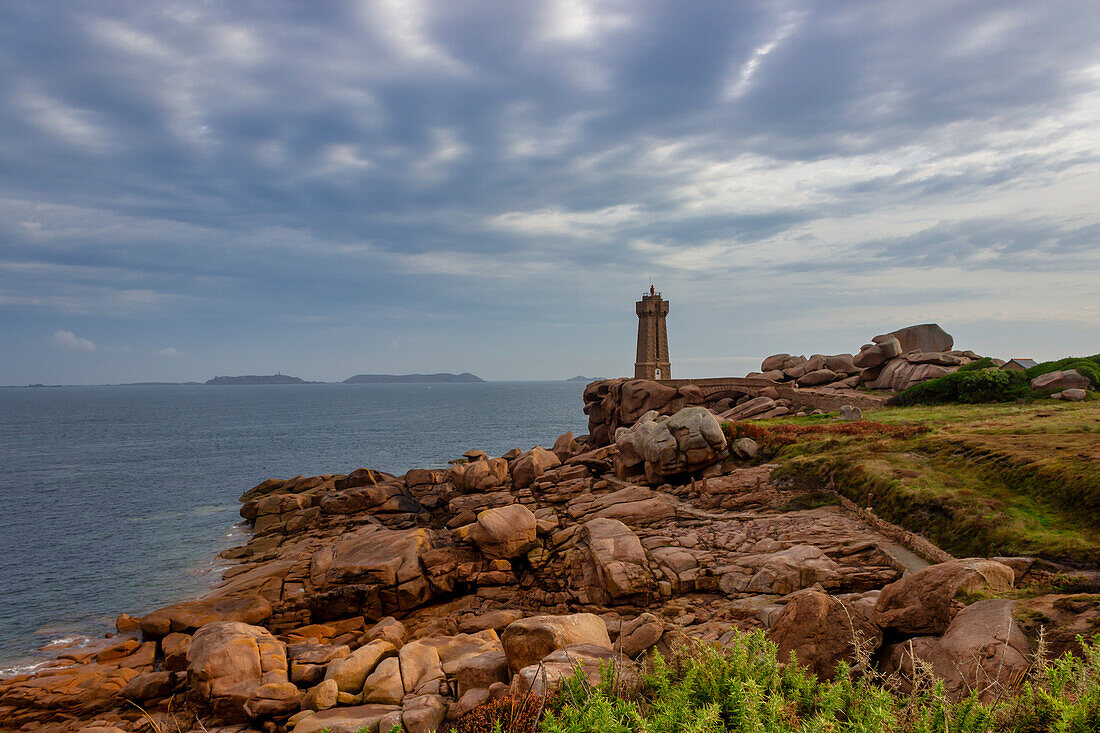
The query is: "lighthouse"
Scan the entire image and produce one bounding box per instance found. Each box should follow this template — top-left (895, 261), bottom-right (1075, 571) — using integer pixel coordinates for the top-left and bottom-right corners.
top-left (634, 286), bottom-right (671, 380)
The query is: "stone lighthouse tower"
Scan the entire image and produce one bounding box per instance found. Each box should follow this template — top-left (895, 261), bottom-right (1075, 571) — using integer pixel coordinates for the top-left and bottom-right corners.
top-left (635, 285), bottom-right (671, 380)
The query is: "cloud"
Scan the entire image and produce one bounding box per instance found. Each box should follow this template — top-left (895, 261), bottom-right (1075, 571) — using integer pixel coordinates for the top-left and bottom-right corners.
top-left (0, 1), bottom-right (1098, 382)
top-left (156, 347), bottom-right (182, 357)
top-left (51, 329), bottom-right (96, 351)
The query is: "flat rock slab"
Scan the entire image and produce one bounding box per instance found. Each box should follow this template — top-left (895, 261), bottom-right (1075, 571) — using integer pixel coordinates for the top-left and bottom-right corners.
top-left (292, 704), bottom-right (402, 733)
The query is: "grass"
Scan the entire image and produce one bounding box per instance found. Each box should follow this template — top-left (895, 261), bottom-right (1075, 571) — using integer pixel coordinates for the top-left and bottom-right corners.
top-left (724, 400), bottom-right (1100, 563)
top-left (531, 629), bottom-right (1100, 733)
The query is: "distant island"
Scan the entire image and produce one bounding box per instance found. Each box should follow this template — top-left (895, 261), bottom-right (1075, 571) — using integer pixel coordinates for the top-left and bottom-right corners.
top-left (205, 375), bottom-right (311, 385)
top-left (566, 375), bottom-right (604, 382)
top-left (343, 372), bottom-right (485, 384)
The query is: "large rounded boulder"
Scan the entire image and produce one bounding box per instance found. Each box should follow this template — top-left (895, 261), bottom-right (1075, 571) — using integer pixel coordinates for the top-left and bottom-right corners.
top-left (872, 558), bottom-right (1014, 635)
top-left (1030, 369), bottom-right (1090, 394)
top-left (186, 621), bottom-right (299, 720)
top-left (642, 406), bottom-right (727, 483)
top-left (923, 599), bottom-right (1030, 701)
top-left (501, 613), bottom-right (611, 672)
top-left (509, 446), bottom-right (561, 489)
top-left (887, 323), bottom-right (953, 353)
top-left (769, 589), bottom-right (882, 680)
top-left (450, 457), bottom-right (508, 493)
top-left (468, 504), bottom-right (538, 560)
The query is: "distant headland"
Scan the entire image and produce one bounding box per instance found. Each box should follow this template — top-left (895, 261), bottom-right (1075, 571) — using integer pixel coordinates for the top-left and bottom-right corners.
top-left (565, 375), bottom-right (604, 382)
top-left (205, 374), bottom-right (313, 385)
top-left (4, 372), bottom-right (491, 387)
top-left (343, 372), bottom-right (485, 384)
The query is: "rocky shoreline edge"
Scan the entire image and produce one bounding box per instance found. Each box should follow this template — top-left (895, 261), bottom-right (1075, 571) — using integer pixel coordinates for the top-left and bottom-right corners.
top-left (2, 385), bottom-right (1096, 733)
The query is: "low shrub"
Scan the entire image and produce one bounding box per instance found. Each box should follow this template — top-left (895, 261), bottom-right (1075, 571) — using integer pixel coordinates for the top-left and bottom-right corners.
top-left (892, 368), bottom-right (1029, 406)
top-left (444, 694), bottom-right (544, 733)
top-left (1026, 355), bottom-right (1100, 387)
top-left (957, 357), bottom-right (998, 372)
top-left (539, 629), bottom-right (1100, 733)
top-left (895, 354), bottom-right (1100, 406)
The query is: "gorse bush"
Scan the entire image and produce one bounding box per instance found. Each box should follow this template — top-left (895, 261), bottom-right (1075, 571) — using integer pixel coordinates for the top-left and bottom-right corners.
top-left (538, 629), bottom-right (1100, 733)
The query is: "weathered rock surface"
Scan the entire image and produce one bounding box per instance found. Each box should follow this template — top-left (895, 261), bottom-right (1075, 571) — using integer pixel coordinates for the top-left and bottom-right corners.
top-left (925, 599), bottom-right (1030, 701)
top-left (854, 336), bottom-right (902, 369)
top-left (584, 379), bottom-right (704, 446)
top-left (838, 405), bottom-right (862, 421)
top-left (618, 612), bottom-right (664, 657)
top-left (501, 614), bottom-right (612, 672)
top-left (140, 595), bottom-right (273, 638)
top-left (641, 406), bottom-right (727, 483)
top-left (292, 704), bottom-right (402, 733)
top-left (10, 381), bottom-right (1092, 732)
top-left (769, 589), bottom-right (882, 679)
top-left (510, 446), bottom-right (562, 489)
top-left (746, 545), bottom-right (840, 594)
top-left (451, 456), bottom-right (509, 493)
top-left (1015, 593), bottom-right (1100, 659)
top-left (872, 559), bottom-right (1014, 635)
top-left (468, 504), bottom-right (538, 559)
top-left (362, 656), bottom-right (403, 704)
top-left (872, 360), bottom-right (953, 392)
top-left (1052, 388), bottom-right (1088, 401)
top-left (325, 640), bottom-right (395, 694)
top-left (186, 621), bottom-right (298, 720)
top-left (309, 524), bottom-right (433, 619)
top-left (888, 324), bottom-right (954, 353)
top-left (573, 518), bottom-right (654, 603)
top-left (510, 644), bottom-right (631, 697)
top-left (1030, 369), bottom-right (1090, 393)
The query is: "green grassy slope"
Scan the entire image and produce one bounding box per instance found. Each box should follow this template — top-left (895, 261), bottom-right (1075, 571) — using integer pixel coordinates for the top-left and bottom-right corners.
top-left (725, 401), bottom-right (1100, 563)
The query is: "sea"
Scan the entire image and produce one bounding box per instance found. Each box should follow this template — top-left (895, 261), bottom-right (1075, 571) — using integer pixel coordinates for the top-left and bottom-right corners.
top-left (0, 381), bottom-right (589, 674)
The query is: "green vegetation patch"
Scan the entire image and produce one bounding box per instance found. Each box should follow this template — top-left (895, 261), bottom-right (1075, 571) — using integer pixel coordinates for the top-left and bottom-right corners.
top-left (1027, 355), bottom-right (1100, 388)
top-left (892, 367), bottom-right (1030, 406)
top-left (748, 401), bottom-right (1100, 562)
top-left (893, 354), bottom-right (1100, 407)
top-left (532, 629), bottom-right (1100, 733)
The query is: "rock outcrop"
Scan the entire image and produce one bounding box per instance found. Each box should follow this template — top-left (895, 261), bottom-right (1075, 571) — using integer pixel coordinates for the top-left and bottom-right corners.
top-left (752, 324), bottom-right (985, 397)
top-left (872, 558), bottom-right (1015, 635)
top-left (640, 406), bottom-right (727, 483)
top-left (501, 614), bottom-right (612, 672)
top-left (923, 599), bottom-right (1030, 701)
top-left (1030, 369), bottom-right (1089, 394)
top-left (468, 505), bottom-right (538, 560)
top-left (510, 446), bottom-right (561, 489)
top-left (6, 391), bottom-right (1088, 730)
top-left (186, 621), bottom-right (299, 720)
top-left (769, 589), bottom-right (882, 679)
top-left (584, 379), bottom-right (704, 446)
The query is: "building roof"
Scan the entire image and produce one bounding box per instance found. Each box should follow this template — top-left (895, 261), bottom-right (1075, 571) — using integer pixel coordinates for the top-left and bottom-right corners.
top-left (1007, 358), bottom-right (1038, 368)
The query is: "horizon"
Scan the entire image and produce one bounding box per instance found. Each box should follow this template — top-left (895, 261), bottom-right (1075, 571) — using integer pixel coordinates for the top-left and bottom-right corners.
top-left (2, 1), bottom-right (1098, 385)
top-left (2, 375), bottom-right (605, 387)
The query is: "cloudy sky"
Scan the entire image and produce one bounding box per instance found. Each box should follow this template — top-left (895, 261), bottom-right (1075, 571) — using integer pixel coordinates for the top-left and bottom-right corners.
top-left (1, 0), bottom-right (1097, 384)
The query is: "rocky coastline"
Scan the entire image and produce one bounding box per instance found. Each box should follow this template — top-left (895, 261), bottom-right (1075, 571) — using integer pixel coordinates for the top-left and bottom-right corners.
top-left (2, 373), bottom-right (1097, 733)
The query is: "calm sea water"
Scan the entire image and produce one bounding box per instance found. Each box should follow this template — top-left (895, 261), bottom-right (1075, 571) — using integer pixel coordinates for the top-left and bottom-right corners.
top-left (0, 382), bottom-right (588, 672)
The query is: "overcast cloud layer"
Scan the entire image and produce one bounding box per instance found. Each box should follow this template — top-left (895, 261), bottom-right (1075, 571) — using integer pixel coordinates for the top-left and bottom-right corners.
top-left (1, 0), bottom-right (1098, 384)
